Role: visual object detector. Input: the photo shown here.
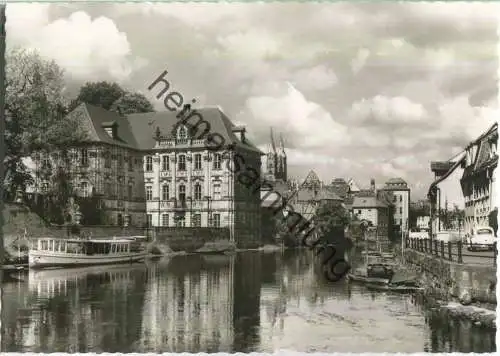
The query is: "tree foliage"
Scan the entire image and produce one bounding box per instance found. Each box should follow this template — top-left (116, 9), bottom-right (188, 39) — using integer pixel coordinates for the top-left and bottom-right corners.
top-left (110, 92), bottom-right (155, 114)
top-left (4, 48), bottom-right (87, 198)
top-left (71, 81), bottom-right (155, 114)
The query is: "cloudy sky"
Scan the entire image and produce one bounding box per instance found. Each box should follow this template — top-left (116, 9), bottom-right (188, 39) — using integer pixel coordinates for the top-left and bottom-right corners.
top-left (6, 2), bottom-right (499, 199)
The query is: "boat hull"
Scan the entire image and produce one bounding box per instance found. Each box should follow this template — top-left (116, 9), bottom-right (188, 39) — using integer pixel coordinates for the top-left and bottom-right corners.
top-left (28, 251), bottom-right (147, 269)
top-left (346, 273), bottom-right (390, 285)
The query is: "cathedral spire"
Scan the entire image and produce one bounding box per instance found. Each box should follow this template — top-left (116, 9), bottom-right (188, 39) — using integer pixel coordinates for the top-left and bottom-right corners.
top-left (270, 127), bottom-right (277, 153)
top-left (278, 133), bottom-right (286, 157)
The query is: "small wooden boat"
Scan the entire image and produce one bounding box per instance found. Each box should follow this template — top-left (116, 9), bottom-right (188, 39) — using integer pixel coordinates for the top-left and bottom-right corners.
top-left (365, 284), bottom-right (423, 293)
top-left (346, 273), bottom-right (390, 285)
top-left (28, 237), bottom-right (147, 269)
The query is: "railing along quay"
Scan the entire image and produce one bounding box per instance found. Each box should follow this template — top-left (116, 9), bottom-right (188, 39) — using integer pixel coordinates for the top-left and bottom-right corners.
top-left (405, 237), bottom-right (497, 266)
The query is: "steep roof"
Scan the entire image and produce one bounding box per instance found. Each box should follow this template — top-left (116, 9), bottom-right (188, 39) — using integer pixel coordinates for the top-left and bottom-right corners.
top-left (386, 177), bottom-right (407, 185)
top-left (317, 188), bottom-right (343, 201)
top-left (68, 103), bottom-right (262, 154)
top-left (352, 196), bottom-right (389, 209)
top-left (70, 103), bottom-right (139, 149)
top-left (126, 107), bottom-right (262, 153)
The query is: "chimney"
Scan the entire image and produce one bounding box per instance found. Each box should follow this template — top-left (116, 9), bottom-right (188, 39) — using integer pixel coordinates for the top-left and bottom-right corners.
top-left (232, 125), bottom-right (246, 142)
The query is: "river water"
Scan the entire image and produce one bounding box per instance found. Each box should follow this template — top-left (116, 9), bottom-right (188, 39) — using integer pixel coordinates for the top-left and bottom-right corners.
top-left (1, 249), bottom-right (496, 353)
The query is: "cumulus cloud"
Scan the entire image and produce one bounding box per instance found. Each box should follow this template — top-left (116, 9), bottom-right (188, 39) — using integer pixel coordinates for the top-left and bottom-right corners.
top-left (5, 2), bottom-right (497, 198)
top-left (7, 6), bottom-right (146, 82)
top-left (291, 65), bottom-right (338, 91)
top-left (243, 83), bottom-right (350, 150)
top-left (348, 95), bottom-right (428, 125)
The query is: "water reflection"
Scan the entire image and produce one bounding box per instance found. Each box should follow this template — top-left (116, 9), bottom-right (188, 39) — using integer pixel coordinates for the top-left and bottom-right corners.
top-left (1, 250), bottom-right (496, 353)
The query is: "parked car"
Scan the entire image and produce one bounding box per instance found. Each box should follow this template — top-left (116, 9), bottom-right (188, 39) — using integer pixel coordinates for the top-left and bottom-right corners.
top-left (467, 226), bottom-right (496, 251)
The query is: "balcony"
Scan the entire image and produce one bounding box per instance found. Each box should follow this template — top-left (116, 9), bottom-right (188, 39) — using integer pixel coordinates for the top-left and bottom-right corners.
top-left (173, 199), bottom-right (188, 211)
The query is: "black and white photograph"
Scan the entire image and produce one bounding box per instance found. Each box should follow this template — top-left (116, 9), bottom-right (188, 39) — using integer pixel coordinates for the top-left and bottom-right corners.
top-left (0, 1), bottom-right (497, 353)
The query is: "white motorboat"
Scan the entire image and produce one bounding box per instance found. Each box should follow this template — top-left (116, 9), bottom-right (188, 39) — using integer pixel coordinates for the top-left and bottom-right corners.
top-left (28, 237), bottom-right (148, 269)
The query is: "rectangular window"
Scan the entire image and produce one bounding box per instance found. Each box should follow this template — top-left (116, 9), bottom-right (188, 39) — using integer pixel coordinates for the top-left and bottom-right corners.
top-left (193, 214), bottom-right (201, 227)
top-left (358, 210), bottom-right (361, 214)
top-left (146, 186), bottom-right (153, 201)
top-left (212, 214), bottom-right (221, 227)
top-left (128, 156), bottom-right (133, 171)
top-left (162, 155), bottom-right (169, 171)
top-left (147, 214), bottom-right (153, 227)
top-left (117, 155), bottom-right (123, 169)
top-left (104, 152), bottom-right (111, 168)
top-left (145, 156), bottom-right (153, 172)
top-left (194, 183), bottom-right (202, 200)
top-left (162, 184), bottom-right (169, 201)
top-left (80, 149), bottom-right (88, 167)
top-left (194, 154), bottom-right (202, 170)
top-left (80, 182), bottom-right (89, 197)
top-left (128, 185), bottom-right (133, 200)
top-left (178, 155), bottom-right (186, 171)
top-left (213, 154), bottom-right (222, 170)
top-left (393, 195), bottom-right (397, 202)
top-left (162, 214), bottom-right (169, 227)
top-left (399, 195), bottom-right (402, 202)
top-left (213, 183), bottom-right (221, 200)
top-left (399, 207), bottom-right (402, 214)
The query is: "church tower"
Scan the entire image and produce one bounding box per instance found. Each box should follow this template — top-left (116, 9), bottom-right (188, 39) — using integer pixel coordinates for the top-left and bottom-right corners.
top-left (266, 127), bottom-right (278, 181)
top-left (277, 133), bottom-right (287, 181)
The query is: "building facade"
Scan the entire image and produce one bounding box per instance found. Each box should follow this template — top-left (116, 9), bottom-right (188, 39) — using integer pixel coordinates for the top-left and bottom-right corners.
top-left (25, 104), bottom-right (147, 226)
top-left (381, 178), bottom-right (410, 233)
top-left (460, 123), bottom-right (498, 235)
top-left (351, 196), bottom-right (389, 227)
top-left (24, 104), bottom-right (263, 243)
top-left (428, 157), bottom-right (466, 235)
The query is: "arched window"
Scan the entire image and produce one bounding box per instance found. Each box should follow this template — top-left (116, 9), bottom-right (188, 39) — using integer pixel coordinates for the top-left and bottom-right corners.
top-left (179, 184), bottom-right (186, 202)
top-left (194, 183), bottom-right (202, 200)
top-left (162, 184), bottom-right (169, 201)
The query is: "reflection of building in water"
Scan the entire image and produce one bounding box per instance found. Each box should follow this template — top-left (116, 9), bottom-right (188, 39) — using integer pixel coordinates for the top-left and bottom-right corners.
top-left (138, 259), bottom-right (234, 352)
top-left (259, 286), bottom-right (286, 338)
top-left (19, 265), bottom-right (148, 352)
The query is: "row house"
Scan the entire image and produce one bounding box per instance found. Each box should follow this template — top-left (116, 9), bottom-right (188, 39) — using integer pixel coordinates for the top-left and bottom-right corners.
top-left (460, 123), bottom-right (498, 235)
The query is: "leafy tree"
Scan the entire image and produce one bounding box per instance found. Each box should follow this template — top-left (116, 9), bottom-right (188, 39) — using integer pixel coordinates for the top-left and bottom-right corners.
top-left (71, 81), bottom-right (155, 114)
top-left (70, 81), bottom-right (125, 111)
top-left (110, 92), bottom-right (155, 114)
top-left (4, 48), bottom-right (87, 199)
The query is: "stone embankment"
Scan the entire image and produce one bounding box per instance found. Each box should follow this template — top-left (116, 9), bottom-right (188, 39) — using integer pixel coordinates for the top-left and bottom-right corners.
top-left (403, 248), bottom-right (496, 329)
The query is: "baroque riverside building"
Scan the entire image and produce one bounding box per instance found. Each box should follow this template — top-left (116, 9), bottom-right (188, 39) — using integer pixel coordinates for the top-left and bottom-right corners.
top-left (25, 103), bottom-right (263, 242)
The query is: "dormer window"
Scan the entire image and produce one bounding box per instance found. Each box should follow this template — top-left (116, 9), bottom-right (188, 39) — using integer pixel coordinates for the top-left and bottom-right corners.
top-left (102, 121), bottom-right (118, 139)
top-left (177, 125), bottom-right (188, 140)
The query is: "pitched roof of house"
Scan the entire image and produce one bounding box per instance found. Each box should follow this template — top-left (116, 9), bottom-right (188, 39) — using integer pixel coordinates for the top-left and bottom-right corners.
top-left (386, 177), bottom-right (407, 185)
top-left (302, 170), bottom-right (321, 186)
top-left (428, 152), bottom-right (466, 196)
top-left (352, 196), bottom-right (388, 209)
top-left (71, 103), bottom-right (262, 154)
top-left (70, 103), bottom-right (139, 150)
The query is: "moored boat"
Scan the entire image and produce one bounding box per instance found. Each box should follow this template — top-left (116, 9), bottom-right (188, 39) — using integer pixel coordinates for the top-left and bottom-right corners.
top-left (28, 237), bottom-right (147, 269)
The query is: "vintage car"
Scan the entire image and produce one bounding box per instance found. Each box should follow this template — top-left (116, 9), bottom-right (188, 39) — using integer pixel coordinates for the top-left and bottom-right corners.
top-left (467, 226), bottom-right (496, 251)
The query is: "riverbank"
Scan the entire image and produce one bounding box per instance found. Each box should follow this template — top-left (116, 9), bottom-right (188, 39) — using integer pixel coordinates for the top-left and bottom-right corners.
top-left (398, 248), bottom-right (496, 329)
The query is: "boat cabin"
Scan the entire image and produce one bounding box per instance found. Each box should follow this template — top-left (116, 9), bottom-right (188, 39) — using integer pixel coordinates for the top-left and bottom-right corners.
top-left (32, 238), bottom-right (136, 255)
